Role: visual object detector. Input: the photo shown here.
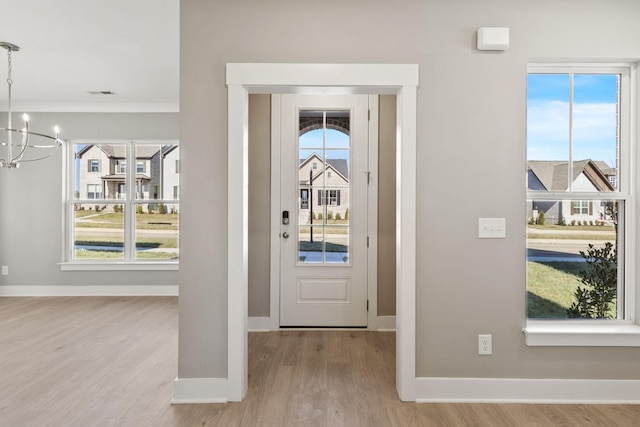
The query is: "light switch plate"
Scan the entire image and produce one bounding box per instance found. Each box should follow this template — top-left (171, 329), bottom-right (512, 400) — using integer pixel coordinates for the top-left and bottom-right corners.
top-left (478, 218), bottom-right (506, 238)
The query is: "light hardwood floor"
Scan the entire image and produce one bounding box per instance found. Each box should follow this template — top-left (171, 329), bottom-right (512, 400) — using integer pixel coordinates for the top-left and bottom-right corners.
top-left (1, 296), bottom-right (640, 426)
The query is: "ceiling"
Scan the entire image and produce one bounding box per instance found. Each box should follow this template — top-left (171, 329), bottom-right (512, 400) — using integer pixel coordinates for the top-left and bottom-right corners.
top-left (0, 0), bottom-right (179, 113)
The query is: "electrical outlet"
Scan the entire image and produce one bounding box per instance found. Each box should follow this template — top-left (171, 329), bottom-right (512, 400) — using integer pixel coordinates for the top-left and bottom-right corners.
top-left (478, 334), bottom-right (492, 355)
top-left (1, 265), bottom-right (7, 275)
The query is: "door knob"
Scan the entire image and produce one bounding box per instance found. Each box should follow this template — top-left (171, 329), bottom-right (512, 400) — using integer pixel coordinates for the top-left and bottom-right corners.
top-left (282, 232), bottom-right (290, 239)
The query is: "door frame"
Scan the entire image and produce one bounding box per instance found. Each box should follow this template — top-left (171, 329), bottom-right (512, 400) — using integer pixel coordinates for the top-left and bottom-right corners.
top-left (270, 94), bottom-right (378, 329)
top-left (227, 63), bottom-right (418, 402)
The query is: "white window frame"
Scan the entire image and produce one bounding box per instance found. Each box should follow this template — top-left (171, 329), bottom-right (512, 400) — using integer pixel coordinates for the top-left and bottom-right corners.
top-left (61, 140), bottom-right (179, 271)
top-left (524, 63), bottom-right (640, 346)
top-left (89, 159), bottom-right (100, 172)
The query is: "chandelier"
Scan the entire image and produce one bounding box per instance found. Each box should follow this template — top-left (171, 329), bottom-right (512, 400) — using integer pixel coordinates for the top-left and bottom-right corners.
top-left (0, 42), bottom-right (63, 168)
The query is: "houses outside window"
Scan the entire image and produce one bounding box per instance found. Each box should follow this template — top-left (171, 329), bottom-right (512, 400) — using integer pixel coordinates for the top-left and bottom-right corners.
top-left (526, 64), bottom-right (631, 326)
top-left (66, 141), bottom-right (180, 265)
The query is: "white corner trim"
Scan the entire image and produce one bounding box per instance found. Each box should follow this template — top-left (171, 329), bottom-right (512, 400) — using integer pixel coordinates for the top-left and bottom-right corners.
top-left (376, 316), bottom-right (396, 331)
top-left (523, 322), bottom-right (640, 346)
top-left (416, 377), bottom-right (640, 404)
top-left (171, 377), bottom-right (228, 404)
top-left (0, 285), bottom-right (178, 297)
top-left (249, 316), bottom-right (272, 332)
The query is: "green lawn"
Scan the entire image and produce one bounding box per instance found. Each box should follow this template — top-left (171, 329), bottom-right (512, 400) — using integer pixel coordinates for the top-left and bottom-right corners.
top-left (527, 261), bottom-right (586, 318)
top-left (75, 212), bottom-right (179, 230)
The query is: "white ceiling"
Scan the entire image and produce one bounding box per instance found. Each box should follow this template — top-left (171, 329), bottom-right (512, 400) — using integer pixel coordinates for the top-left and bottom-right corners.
top-left (0, 0), bottom-right (179, 112)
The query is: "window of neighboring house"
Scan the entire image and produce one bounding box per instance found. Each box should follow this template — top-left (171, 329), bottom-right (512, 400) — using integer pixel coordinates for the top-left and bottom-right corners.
top-left (525, 64), bottom-right (637, 346)
top-left (318, 189), bottom-right (340, 206)
top-left (312, 162), bottom-right (317, 170)
top-left (89, 159), bottom-right (100, 172)
top-left (65, 141), bottom-right (180, 267)
top-left (87, 184), bottom-right (102, 199)
top-left (327, 171), bottom-right (332, 178)
top-left (300, 189), bottom-right (309, 209)
top-left (175, 159), bottom-right (180, 173)
top-left (571, 200), bottom-right (591, 216)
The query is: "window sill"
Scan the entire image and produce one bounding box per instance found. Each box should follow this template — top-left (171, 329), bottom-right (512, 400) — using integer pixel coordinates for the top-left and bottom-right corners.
top-left (524, 321), bottom-right (640, 347)
top-left (59, 261), bottom-right (179, 271)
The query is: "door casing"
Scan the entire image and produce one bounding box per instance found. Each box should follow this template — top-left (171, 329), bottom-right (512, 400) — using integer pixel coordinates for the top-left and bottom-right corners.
top-left (226, 63), bottom-right (419, 402)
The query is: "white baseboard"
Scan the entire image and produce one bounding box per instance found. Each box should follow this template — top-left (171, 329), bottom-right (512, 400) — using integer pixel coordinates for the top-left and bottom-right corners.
top-left (376, 315), bottom-right (396, 331)
top-left (172, 377), bottom-right (228, 404)
top-left (416, 377), bottom-right (640, 404)
top-left (0, 285), bottom-right (178, 297)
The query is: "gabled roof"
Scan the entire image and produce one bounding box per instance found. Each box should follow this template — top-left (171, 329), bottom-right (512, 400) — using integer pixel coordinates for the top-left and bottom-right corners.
top-left (299, 153), bottom-right (349, 178)
top-left (527, 159), bottom-right (615, 191)
top-left (76, 144), bottom-right (161, 159)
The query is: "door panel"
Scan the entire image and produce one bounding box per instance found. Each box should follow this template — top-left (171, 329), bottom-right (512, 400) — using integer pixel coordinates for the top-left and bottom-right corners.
top-left (280, 95), bottom-right (369, 327)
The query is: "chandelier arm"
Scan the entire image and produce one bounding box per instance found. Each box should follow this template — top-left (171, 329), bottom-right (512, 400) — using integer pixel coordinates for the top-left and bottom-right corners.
top-left (12, 128), bottom-right (30, 163)
top-left (16, 142), bottom-right (62, 163)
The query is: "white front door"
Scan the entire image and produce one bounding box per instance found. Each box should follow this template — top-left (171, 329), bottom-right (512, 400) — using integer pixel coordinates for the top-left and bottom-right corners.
top-left (279, 94), bottom-right (370, 327)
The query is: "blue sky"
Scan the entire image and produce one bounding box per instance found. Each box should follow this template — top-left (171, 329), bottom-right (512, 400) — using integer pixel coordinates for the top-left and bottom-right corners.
top-left (527, 73), bottom-right (618, 167)
top-left (299, 128), bottom-right (350, 162)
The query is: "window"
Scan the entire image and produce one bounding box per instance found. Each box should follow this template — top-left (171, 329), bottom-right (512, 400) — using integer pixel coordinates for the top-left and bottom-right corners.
top-left (65, 141), bottom-right (180, 266)
top-left (312, 162), bottom-right (317, 170)
top-left (175, 159), bottom-right (180, 173)
top-left (571, 200), bottom-right (590, 216)
top-left (318, 189), bottom-right (340, 206)
top-left (525, 64), bottom-right (638, 346)
top-left (87, 184), bottom-right (102, 199)
top-left (89, 159), bottom-right (100, 172)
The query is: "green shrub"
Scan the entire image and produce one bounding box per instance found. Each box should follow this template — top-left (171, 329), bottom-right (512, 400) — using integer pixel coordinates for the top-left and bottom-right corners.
top-left (335, 212), bottom-right (342, 220)
top-left (317, 212), bottom-right (323, 220)
top-left (159, 203), bottom-right (166, 214)
top-left (137, 205), bottom-right (143, 214)
top-left (571, 220), bottom-right (576, 226)
top-left (557, 217), bottom-right (566, 226)
top-left (327, 211), bottom-right (333, 220)
top-left (567, 242), bottom-right (617, 319)
top-left (537, 211), bottom-right (545, 225)
top-left (345, 208), bottom-right (349, 220)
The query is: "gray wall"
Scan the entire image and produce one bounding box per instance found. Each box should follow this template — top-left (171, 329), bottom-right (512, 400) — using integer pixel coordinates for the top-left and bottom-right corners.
top-left (179, 0), bottom-right (640, 381)
top-left (0, 113), bottom-right (179, 289)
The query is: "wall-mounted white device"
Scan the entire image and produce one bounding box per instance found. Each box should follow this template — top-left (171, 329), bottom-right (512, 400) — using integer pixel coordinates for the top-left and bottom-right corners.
top-left (477, 27), bottom-right (510, 51)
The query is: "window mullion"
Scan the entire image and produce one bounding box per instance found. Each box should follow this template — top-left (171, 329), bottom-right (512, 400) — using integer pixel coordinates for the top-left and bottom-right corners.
top-left (568, 72), bottom-right (574, 192)
top-left (125, 141), bottom-right (136, 261)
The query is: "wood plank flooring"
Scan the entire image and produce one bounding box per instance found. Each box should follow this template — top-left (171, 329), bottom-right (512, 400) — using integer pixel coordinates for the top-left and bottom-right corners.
top-left (1, 296), bottom-right (640, 426)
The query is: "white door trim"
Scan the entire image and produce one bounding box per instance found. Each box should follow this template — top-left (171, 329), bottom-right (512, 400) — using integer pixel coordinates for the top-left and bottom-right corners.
top-left (226, 63), bottom-right (419, 402)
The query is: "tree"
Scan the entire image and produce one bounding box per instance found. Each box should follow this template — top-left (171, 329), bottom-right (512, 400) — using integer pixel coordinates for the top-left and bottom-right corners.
top-left (567, 242), bottom-right (617, 319)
